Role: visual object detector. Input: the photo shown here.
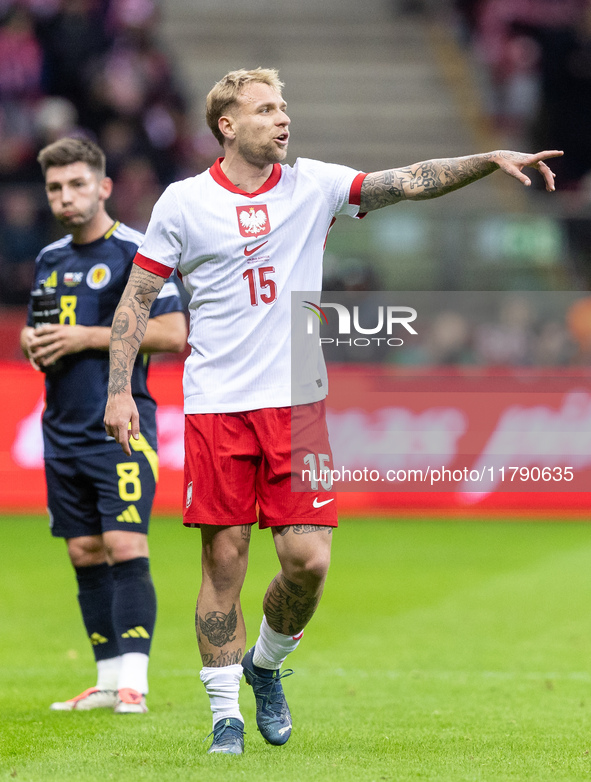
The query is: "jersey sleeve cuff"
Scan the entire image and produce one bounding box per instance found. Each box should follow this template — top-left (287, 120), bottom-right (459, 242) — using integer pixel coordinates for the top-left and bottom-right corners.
top-left (134, 252), bottom-right (174, 278)
top-left (349, 172), bottom-right (368, 218)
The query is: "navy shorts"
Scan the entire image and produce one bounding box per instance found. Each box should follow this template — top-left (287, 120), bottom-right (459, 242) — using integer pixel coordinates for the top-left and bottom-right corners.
top-left (45, 442), bottom-right (158, 539)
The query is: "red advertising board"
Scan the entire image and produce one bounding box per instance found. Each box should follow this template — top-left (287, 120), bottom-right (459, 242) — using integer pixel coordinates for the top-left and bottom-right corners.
top-left (1, 361), bottom-right (589, 516)
top-left (0, 362), bottom-right (186, 514)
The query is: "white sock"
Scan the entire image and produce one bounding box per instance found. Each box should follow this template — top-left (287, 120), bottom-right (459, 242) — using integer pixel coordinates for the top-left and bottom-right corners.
top-left (96, 656), bottom-right (121, 690)
top-left (252, 616), bottom-right (303, 670)
top-left (117, 652), bottom-right (149, 694)
top-left (200, 665), bottom-right (244, 730)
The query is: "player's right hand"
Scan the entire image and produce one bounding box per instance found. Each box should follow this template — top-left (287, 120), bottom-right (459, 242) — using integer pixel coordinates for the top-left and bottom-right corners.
top-left (27, 324), bottom-right (87, 367)
top-left (104, 392), bottom-right (139, 456)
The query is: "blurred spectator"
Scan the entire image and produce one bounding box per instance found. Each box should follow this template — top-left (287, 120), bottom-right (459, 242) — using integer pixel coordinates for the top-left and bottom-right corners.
top-left (0, 186), bottom-right (48, 305)
top-left (566, 295), bottom-right (591, 362)
top-left (531, 9), bottom-right (591, 188)
top-left (35, 0), bottom-right (110, 120)
top-left (457, 0), bottom-right (591, 188)
top-left (24, 1), bottom-right (61, 17)
top-left (111, 155), bottom-right (161, 230)
top-left (455, 0), bottom-right (481, 40)
top-left (100, 116), bottom-right (148, 178)
top-left (474, 294), bottom-right (536, 365)
top-left (423, 311), bottom-right (474, 365)
top-left (88, 21), bottom-right (191, 183)
top-left (0, 100), bottom-right (38, 181)
top-left (34, 96), bottom-right (79, 146)
top-left (392, 310), bottom-right (475, 366)
top-left (107, 0), bottom-right (158, 32)
top-left (532, 319), bottom-right (575, 364)
top-left (0, 5), bottom-right (43, 180)
top-left (0, 5), bottom-right (43, 100)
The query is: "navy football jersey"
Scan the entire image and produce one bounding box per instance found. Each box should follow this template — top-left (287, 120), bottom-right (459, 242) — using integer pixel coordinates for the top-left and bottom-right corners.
top-left (28, 221), bottom-right (184, 459)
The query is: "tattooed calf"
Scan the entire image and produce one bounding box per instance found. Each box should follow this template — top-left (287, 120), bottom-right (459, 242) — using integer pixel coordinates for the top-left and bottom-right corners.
top-left (264, 574), bottom-right (319, 635)
top-left (197, 604), bottom-right (238, 647)
top-left (202, 648), bottom-right (243, 668)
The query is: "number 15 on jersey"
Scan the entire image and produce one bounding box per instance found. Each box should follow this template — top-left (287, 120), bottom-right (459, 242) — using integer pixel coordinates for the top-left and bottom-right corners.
top-left (243, 266), bottom-right (277, 307)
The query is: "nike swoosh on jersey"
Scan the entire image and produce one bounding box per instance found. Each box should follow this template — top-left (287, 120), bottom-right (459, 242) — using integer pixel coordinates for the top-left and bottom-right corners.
top-left (244, 240), bottom-right (269, 257)
top-left (313, 497), bottom-right (334, 508)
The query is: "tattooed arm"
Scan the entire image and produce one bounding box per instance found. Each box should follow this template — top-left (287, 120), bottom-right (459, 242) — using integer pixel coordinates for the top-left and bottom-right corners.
top-left (104, 264), bottom-right (166, 454)
top-left (359, 149), bottom-right (564, 213)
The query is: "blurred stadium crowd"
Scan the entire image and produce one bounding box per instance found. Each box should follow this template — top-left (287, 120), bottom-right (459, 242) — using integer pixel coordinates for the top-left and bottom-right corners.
top-left (1, 0), bottom-right (591, 371)
top-left (454, 0), bottom-right (591, 190)
top-left (0, 0), bottom-right (217, 306)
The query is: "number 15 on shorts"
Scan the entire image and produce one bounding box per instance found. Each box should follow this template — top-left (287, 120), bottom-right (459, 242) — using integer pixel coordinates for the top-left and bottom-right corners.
top-left (303, 453), bottom-right (333, 491)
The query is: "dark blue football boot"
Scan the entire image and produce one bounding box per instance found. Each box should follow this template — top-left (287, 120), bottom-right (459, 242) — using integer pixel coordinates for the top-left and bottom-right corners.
top-left (242, 646), bottom-right (294, 745)
top-left (206, 717), bottom-right (244, 755)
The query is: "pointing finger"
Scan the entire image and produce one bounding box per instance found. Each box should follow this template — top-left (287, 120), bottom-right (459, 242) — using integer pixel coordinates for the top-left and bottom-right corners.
top-left (531, 150), bottom-right (564, 162)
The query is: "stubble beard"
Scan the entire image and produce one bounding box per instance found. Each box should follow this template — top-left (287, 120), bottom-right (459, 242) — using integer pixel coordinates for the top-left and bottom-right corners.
top-left (238, 136), bottom-right (287, 168)
top-left (57, 214), bottom-right (84, 228)
top-left (56, 202), bottom-right (99, 230)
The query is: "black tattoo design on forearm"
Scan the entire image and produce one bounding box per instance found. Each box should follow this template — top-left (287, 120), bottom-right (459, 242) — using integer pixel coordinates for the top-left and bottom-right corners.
top-left (197, 604), bottom-right (238, 648)
top-left (108, 266), bottom-right (163, 395)
top-left (263, 574), bottom-right (319, 635)
top-left (112, 311), bottom-right (129, 337)
top-left (359, 153), bottom-right (497, 212)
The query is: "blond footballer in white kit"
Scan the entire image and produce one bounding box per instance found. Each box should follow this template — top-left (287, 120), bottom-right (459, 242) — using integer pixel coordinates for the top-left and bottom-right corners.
top-left (104, 67), bottom-right (562, 754)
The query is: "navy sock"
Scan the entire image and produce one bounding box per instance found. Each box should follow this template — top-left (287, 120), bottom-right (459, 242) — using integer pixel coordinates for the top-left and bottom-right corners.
top-left (111, 557), bottom-right (157, 656)
top-left (75, 563), bottom-right (119, 662)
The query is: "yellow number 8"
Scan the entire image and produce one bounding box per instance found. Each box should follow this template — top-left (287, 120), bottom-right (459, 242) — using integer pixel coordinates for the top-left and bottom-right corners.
top-left (116, 463), bottom-right (142, 501)
top-left (59, 295), bottom-right (77, 325)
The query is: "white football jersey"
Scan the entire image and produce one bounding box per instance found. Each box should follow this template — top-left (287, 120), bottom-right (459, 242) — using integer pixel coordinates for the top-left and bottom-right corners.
top-left (137, 157), bottom-right (366, 413)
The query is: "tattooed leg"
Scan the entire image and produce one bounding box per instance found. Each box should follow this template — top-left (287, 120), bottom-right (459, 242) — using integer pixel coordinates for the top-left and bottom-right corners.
top-left (197, 525), bottom-right (251, 667)
top-left (266, 525), bottom-right (333, 635)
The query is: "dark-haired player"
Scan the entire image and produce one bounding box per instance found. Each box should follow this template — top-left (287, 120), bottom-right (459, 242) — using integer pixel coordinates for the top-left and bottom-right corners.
top-left (21, 137), bottom-right (187, 713)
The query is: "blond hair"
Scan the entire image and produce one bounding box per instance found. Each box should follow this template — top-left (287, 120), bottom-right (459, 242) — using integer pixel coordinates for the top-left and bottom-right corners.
top-left (206, 67), bottom-right (284, 146)
top-left (37, 137), bottom-right (106, 178)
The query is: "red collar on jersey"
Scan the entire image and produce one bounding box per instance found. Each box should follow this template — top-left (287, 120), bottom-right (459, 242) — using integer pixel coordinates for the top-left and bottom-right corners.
top-left (209, 157), bottom-right (282, 197)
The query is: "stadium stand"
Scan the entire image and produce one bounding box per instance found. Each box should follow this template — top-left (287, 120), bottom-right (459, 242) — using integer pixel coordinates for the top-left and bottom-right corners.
top-left (1, 0), bottom-right (590, 333)
top-left (0, 0), bottom-right (204, 309)
top-left (454, 0), bottom-right (591, 190)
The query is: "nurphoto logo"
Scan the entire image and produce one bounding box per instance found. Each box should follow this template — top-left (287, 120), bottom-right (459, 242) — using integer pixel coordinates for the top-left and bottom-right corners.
top-left (303, 300), bottom-right (418, 348)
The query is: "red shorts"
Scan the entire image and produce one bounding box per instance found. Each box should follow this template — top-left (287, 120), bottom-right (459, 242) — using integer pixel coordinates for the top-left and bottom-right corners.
top-left (183, 400), bottom-right (337, 528)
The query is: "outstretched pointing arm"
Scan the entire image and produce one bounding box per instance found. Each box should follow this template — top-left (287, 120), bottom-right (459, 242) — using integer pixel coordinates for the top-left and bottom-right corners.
top-left (104, 264), bottom-right (165, 455)
top-left (359, 149), bottom-right (563, 213)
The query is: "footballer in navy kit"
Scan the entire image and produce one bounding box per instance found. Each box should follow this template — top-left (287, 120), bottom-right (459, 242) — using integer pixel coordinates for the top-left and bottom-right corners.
top-left (21, 137), bottom-right (187, 714)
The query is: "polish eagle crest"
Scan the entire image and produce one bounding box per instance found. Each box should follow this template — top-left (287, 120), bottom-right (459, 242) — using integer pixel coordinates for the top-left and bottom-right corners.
top-left (236, 204), bottom-right (270, 237)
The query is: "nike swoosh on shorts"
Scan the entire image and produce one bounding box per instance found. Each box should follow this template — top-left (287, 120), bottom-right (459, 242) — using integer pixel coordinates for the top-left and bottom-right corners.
top-left (312, 497), bottom-right (334, 508)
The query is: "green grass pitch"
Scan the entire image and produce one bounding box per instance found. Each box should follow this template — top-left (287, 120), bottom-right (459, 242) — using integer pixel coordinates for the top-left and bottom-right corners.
top-left (2, 515), bottom-right (591, 781)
